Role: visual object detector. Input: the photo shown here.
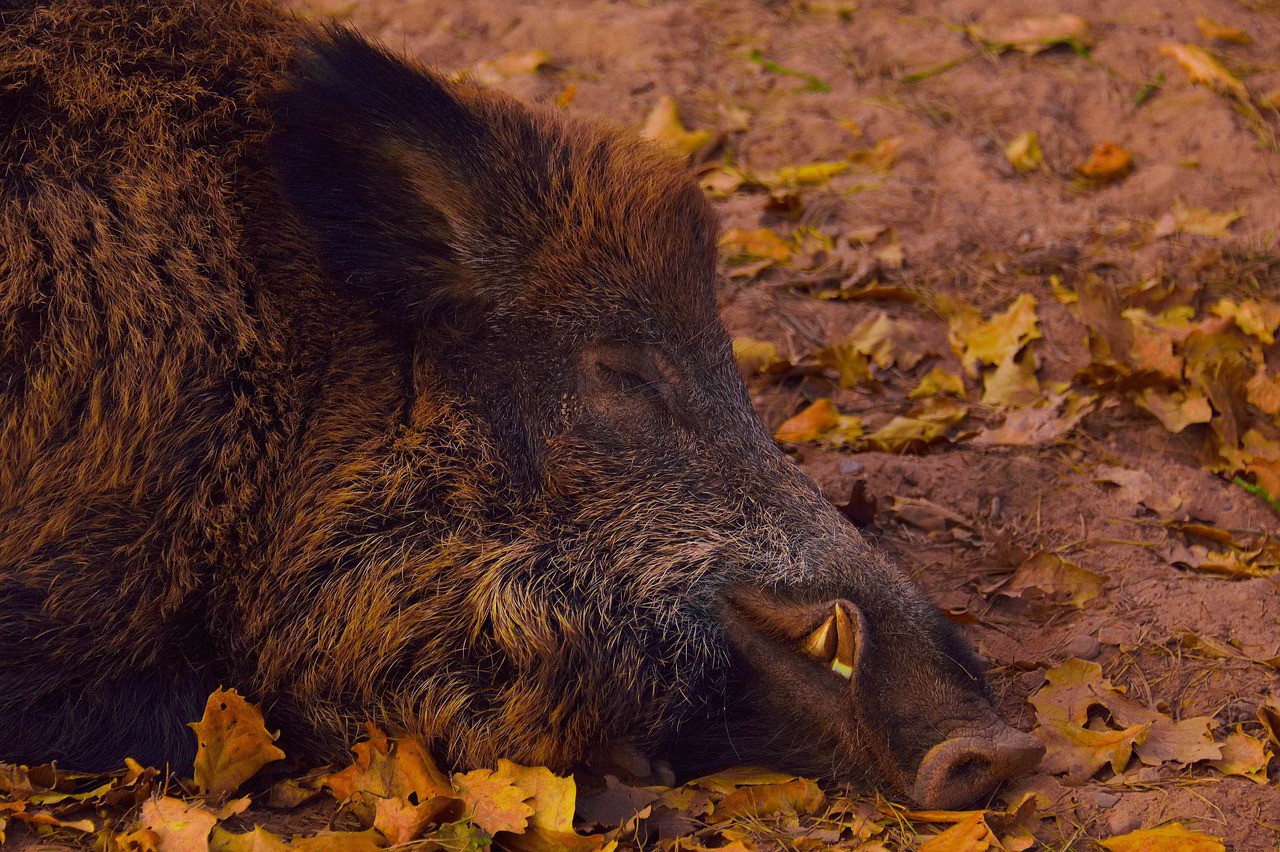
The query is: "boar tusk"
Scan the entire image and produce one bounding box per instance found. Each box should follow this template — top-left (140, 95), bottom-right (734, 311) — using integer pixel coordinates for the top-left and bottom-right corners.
top-left (802, 615), bottom-right (837, 662)
top-left (831, 604), bottom-right (855, 680)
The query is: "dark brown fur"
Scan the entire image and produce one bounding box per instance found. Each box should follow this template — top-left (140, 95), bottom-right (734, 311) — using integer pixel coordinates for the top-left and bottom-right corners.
top-left (0, 0), bottom-right (1040, 806)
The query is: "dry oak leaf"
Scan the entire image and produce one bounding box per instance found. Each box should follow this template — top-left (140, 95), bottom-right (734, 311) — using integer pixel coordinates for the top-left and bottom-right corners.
top-left (642, 96), bottom-right (712, 158)
top-left (971, 392), bottom-right (1093, 447)
top-left (1158, 43), bottom-right (1249, 101)
top-left (948, 294), bottom-right (1041, 377)
top-left (1099, 822), bottom-right (1224, 852)
top-left (125, 796), bottom-right (218, 852)
top-left (719, 227), bottom-right (792, 262)
top-left (1207, 727), bottom-right (1272, 783)
top-left (190, 688), bottom-right (286, 797)
top-left (970, 14), bottom-right (1089, 54)
top-left (1076, 143), bottom-right (1133, 183)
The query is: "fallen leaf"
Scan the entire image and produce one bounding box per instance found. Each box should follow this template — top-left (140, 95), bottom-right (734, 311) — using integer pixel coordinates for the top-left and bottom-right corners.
top-left (711, 778), bottom-right (825, 822)
top-left (1002, 551), bottom-right (1105, 608)
top-left (863, 399), bottom-right (967, 454)
top-left (971, 14), bottom-right (1089, 54)
top-left (452, 766), bottom-right (535, 836)
top-left (949, 294), bottom-right (1041, 377)
top-left (1155, 202), bottom-right (1245, 238)
top-left (775, 399), bottom-right (840, 443)
top-left (489, 762), bottom-right (607, 852)
top-left (131, 797), bottom-right (217, 852)
top-left (320, 726), bottom-right (455, 813)
top-left (917, 811), bottom-right (998, 852)
top-left (687, 767), bottom-right (800, 795)
top-left (642, 96), bottom-right (712, 158)
top-left (1006, 131), bottom-right (1042, 172)
top-left (719, 227), bottom-right (792, 262)
top-left (1210, 298), bottom-right (1280, 344)
top-left (1259, 701), bottom-right (1280, 747)
top-left (763, 161), bottom-right (850, 186)
top-left (982, 350), bottom-right (1041, 409)
top-left (1094, 465), bottom-right (1183, 515)
top-left (732, 337), bottom-right (788, 377)
top-left (910, 367), bottom-right (966, 399)
top-left (846, 312), bottom-right (929, 370)
top-left (1245, 370), bottom-right (1280, 417)
top-left (1099, 822), bottom-right (1224, 852)
top-left (209, 826), bottom-right (290, 852)
top-left (555, 82), bottom-right (577, 108)
top-left (1077, 143), bottom-right (1133, 183)
top-left (1208, 728), bottom-right (1272, 783)
top-left (971, 393), bottom-right (1093, 447)
top-left (1195, 16), bottom-right (1250, 44)
top-left (1158, 43), bottom-right (1249, 101)
top-left (470, 49), bottom-right (551, 86)
top-left (1134, 388), bottom-right (1214, 433)
top-left (189, 689), bottom-right (286, 796)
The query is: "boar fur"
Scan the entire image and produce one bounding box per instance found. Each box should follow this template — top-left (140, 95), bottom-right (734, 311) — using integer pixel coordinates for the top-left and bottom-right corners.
top-left (0, 0), bottom-right (1042, 809)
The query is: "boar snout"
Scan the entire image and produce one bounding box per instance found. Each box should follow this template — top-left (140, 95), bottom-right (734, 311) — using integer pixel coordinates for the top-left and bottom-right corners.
top-left (911, 723), bottom-right (1045, 810)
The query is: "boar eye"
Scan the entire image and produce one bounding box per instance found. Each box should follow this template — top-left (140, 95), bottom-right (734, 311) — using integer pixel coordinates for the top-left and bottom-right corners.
top-left (598, 362), bottom-right (661, 398)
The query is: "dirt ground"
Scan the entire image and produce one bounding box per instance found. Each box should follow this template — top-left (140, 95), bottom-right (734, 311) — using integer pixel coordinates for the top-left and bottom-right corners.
top-left (4, 0), bottom-right (1280, 849)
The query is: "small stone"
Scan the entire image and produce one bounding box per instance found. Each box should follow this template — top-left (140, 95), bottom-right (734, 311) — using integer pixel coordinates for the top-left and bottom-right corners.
top-left (1108, 810), bottom-right (1142, 835)
top-left (841, 458), bottom-right (864, 475)
top-left (1091, 790), bottom-right (1121, 808)
top-left (1062, 635), bottom-right (1101, 660)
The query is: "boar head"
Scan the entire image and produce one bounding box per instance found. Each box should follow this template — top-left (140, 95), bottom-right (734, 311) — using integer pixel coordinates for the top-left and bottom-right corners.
top-left (268, 28), bottom-right (1042, 809)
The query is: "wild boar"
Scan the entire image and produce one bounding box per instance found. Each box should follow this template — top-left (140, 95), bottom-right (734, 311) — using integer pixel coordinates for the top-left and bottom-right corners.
top-left (0, 0), bottom-right (1043, 809)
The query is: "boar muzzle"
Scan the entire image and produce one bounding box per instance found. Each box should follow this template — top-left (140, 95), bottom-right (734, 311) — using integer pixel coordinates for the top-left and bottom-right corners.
top-left (911, 722), bottom-right (1045, 810)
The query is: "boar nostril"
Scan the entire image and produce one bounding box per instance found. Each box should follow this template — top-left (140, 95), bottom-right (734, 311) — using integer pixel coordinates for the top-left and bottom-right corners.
top-left (911, 727), bottom-right (1045, 810)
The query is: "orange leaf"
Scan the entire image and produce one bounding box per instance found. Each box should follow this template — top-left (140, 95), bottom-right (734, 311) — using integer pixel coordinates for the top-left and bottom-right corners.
top-left (189, 689), bottom-right (285, 796)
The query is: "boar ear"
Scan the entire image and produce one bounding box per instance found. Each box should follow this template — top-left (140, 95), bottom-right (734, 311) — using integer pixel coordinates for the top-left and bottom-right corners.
top-left (720, 590), bottom-right (867, 686)
top-left (269, 28), bottom-right (514, 323)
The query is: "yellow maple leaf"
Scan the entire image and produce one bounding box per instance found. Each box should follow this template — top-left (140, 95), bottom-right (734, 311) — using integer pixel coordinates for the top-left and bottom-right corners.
top-left (949, 294), bottom-right (1041, 377)
top-left (1208, 728), bottom-right (1273, 783)
top-left (910, 367), bottom-right (966, 399)
top-left (189, 689), bottom-right (285, 797)
top-left (641, 96), bottom-right (711, 158)
top-left (126, 797), bottom-right (217, 852)
top-left (452, 765), bottom-right (536, 836)
top-left (981, 349), bottom-right (1040, 409)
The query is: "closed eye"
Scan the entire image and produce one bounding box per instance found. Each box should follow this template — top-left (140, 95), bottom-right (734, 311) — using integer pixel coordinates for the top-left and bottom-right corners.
top-left (598, 362), bottom-right (666, 399)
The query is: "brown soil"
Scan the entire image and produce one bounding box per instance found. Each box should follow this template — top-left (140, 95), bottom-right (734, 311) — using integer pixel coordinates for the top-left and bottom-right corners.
top-left (7, 0), bottom-right (1280, 849)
